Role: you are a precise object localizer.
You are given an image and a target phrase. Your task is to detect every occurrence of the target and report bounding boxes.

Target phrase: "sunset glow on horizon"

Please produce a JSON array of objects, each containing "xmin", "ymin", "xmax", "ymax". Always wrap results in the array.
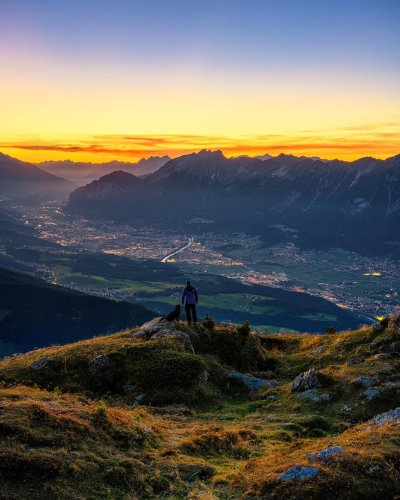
[{"xmin": 1, "ymin": 0, "xmax": 399, "ymax": 164}]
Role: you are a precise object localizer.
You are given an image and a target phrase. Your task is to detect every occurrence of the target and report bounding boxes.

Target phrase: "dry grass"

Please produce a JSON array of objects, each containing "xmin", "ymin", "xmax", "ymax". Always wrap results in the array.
[{"xmin": 0, "ymin": 323, "xmax": 399, "ymax": 498}]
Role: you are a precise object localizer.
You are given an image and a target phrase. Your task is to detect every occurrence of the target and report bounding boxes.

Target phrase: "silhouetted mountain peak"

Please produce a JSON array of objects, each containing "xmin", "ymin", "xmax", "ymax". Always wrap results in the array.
[
  {"xmin": 98, "ymin": 170, "xmax": 139, "ymax": 183},
  {"xmin": 196, "ymin": 149, "xmax": 225, "ymax": 159}
]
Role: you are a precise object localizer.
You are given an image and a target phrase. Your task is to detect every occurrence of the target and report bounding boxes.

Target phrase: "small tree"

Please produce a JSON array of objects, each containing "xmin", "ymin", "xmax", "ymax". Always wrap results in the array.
[
  {"xmin": 325, "ymin": 326, "xmax": 336, "ymax": 334},
  {"xmin": 237, "ymin": 320, "xmax": 251, "ymax": 337},
  {"xmin": 202, "ymin": 314, "xmax": 216, "ymax": 331}
]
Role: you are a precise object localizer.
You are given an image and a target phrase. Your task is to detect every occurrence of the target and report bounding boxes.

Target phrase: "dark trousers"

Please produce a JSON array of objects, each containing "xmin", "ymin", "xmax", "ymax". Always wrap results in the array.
[{"xmin": 185, "ymin": 303, "xmax": 197, "ymax": 324}]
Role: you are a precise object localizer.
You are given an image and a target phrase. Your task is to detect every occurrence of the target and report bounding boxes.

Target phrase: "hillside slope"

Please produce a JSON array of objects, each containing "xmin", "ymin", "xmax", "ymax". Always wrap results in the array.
[
  {"xmin": 0, "ymin": 267, "xmax": 154, "ymax": 354},
  {"xmin": 0, "ymin": 152, "xmax": 74, "ymax": 200},
  {"xmin": 0, "ymin": 315, "xmax": 399, "ymax": 498}
]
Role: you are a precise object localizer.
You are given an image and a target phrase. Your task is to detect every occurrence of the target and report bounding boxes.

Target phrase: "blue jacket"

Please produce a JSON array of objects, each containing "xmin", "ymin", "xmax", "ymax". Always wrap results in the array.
[{"xmin": 182, "ymin": 285, "xmax": 198, "ymax": 305}]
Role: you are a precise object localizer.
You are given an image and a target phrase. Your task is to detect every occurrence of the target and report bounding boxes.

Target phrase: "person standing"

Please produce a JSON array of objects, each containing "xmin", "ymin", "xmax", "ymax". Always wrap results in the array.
[{"xmin": 181, "ymin": 280, "xmax": 198, "ymax": 324}]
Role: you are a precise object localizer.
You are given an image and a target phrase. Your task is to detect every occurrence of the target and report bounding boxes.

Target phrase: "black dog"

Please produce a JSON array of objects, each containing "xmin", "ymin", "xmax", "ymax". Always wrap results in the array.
[{"xmin": 165, "ymin": 304, "xmax": 181, "ymax": 322}]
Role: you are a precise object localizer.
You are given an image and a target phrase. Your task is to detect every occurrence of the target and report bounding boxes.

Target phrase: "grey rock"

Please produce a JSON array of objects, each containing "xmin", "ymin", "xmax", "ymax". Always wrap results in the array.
[
  {"xmin": 31, "ymin": 357, "xmax": 50, "ymax": 371},
  {"xmin": 364, "ymin": 388, "xmax": 380, "ymax": 401},
  {"xmin": 132, "ymin": 317, "xmax": 195, "ymax": 353},
  {"xmin": 308, "ymin": 446, "xmax": 344, "ymax": 461},
  {"xmin": 354, "ymin": 376, "xmax": 375, "ymax": 387},
  {"xmin": 88, "ymin": 354, "xmax": 112, "ymax": 376},
  {"xmin": 370, "ymin": 407, "xmax": 400, "ymax": 426},
  {"xmin": 298, "ymin": 389, "xmax": 330, "ymax": 402},
  {"xmin": 87, "ymin": 354, "xmax": 116, "ymax": 387},
  {"xmin": 370, "ymin": 332, "xmax": 400, "ymax": 354},
  {"xmin": 139, "ymin": 317, "xmax": 167, "ymax": 332},
  {"xmin": 291, "ymin": 369, "xmax": 320, "ymax": 392},
  {"xmin": 278, "ymin": 465, "xmax": 320, "ymax": 482},
  {"xmin": 229, "ymin": 371, "xmax": 279, "ymax": 391},
  {"xmin": 152, "ymin": 329, "xmax": 195, "ymax": 353}
]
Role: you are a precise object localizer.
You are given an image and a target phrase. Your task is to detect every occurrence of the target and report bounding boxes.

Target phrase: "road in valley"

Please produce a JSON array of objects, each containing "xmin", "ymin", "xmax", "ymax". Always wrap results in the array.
[{"xmin": 161, "ymin": 237, "xmax": 193, "ymax": 263}]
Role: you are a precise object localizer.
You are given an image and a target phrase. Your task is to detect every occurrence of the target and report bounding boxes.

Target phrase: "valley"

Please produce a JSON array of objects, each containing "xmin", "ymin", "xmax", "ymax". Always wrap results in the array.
[
  {"xmin": 2, "ymin": 201, "xmax": 399, "ymax": 332},
  {"xmin": 22, "ymin": 203, "xmax": 400, "ymax": 319}
]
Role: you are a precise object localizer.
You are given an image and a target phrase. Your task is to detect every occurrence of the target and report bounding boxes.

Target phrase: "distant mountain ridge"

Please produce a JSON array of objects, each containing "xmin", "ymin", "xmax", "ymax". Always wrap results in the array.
[
  {"xmin": 38, "ymin": 156, "xmax": 170, "ymax": 186},
  {"xmin": 0, "ymin": 152, "xmax": 74, "ymax": 200},
  {"xmin": 68, "ymin": 150, "xmax": 400, "ymax": 257}
]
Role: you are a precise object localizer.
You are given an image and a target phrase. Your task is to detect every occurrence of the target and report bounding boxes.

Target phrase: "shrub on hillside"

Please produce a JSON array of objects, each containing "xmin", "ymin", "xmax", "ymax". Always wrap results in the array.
[
  {"xmin": 202, "ymin": 315, "xmax": 216, "ymax": 332},
  {"xmin": 325, "ymin": 326, "xmax": 337, "ymax": 334},
  {"xmin": 237, "ymin": 321, "xmax": 251, "ymax": 337},
  {"xmin": 197, "ymin": 327, "xmax": 275, "ymax": 372}
]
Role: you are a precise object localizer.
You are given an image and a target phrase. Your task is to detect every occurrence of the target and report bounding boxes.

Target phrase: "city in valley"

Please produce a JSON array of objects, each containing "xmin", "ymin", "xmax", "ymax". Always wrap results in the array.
[{"xmin": 4, "ymin": 201, "xmax": 399, "ymax": 322}]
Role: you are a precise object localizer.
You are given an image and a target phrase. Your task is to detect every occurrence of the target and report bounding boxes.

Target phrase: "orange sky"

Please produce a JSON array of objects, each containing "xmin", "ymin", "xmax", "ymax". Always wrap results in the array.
[
  {"xmin": 1, "ymin": 1, "xmax": 399, "ymax": 164},
  {"xmin": 1, "ymin": 126, "xmax": 399, "ymax": 164}
]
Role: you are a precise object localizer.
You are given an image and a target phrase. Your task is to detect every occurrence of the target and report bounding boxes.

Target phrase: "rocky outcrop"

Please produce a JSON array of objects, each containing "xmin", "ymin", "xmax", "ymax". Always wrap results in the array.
[
  {"xmin": 278, "ymin": 465, "xmax": 320, "ymax": 481},
  {"xmin": 307, "ymin": 446, "xmax": 344, "ymax": 461},
  {"xmin": 297, "ymin": 389, "xmax": 330, "ymax": 402},
  {"xmin": 371, "ymin": 314, "xmax": 400, "ymax": 335},
  {"xmin": 369, "ymin": 332, "xmax": 400, "ymax": 358},
  {"xmin": 370, "ymin": 407, "xmax": 400, "ymax": 426},
  {"xmin": 291, "ymin": 369, "xmax": 320, "ymax": 392},
  {"xmin": 31, "ymin": 357, "xmax": 50, "ymax": 371},
  {"xmin": 87, "ymin": 354, "xmax": 117, "ymax": 388},
  {"xmin": 131, "ymin": 317, "xmax": 212, "ymax": 354}
]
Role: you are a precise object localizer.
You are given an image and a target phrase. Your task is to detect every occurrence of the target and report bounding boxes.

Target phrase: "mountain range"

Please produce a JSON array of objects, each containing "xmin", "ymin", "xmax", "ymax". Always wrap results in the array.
[
  {"xmin": 0, "ymin": 152, "xmax": 74, "ymax": 200},
  {"xmin": 37, "ymin": 156, "xmax": 170, "ymax": 185},
  {"xmin": 68, "ymin": 150, "xmax": 400, "ymax": 257}
]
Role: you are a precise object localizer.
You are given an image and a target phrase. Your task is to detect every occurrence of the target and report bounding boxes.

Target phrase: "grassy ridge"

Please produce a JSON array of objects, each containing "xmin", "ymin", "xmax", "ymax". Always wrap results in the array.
[{"xmin": 0, "ymin": 322, "xmax": 399, "ymax": 498}]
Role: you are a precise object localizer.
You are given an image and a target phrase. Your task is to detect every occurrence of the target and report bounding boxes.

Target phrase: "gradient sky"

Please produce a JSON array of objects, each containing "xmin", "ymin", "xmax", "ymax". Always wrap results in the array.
[{"xmin": 1, "ymin": 0, "xmax": 399, "ymax": 162}]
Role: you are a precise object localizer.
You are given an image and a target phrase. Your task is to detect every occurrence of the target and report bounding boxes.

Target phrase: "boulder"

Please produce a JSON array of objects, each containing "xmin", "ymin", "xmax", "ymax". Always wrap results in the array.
[
  {"xmin": 297, "ymin": 389, "xmax": 330, "ymax": 402},
  {"xmin": 354, "ymin": 376, "xmax": 375, "ymax": 387},
  {"xmin": 229, "ymin": 371, "xmax": 279, "ymax": 391},
  {"xmin": 370, "ymin": 407, "xmax": 400, "ymax": 426},
  {"xmin": 307, "ymin": 446, "xmax": 344, "ymax": 461},
  {"xmin": 278, "ymin": 465, "xmax": 320, "ymax": 482},
  {"xmin": 291, "ymin": 369, "xmax": 320, "ymax": 392},
  {"xmin": 152, "ymin": 329, "xmax": 195, "ymax": 353},
  {"xmin": 364, "ymin": 388, "xmax": 380, "ymax": 401},
  {"xmin": 131, "ymin": 317, "xmax": 197, "ymax": 353},
  {"xmin": 87, "ymin": 354, "xmax": 117, "ymax": 388},
  {"xmin": 31, "ymin": 357, "xmax": 50, "ymax": 371}
]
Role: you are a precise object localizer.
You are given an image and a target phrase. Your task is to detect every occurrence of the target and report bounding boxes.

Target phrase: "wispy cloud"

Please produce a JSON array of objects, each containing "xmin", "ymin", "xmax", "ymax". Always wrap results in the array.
[{"xmin": 1, "ymin": 127, "xmax": 399, "ymax": 162}]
